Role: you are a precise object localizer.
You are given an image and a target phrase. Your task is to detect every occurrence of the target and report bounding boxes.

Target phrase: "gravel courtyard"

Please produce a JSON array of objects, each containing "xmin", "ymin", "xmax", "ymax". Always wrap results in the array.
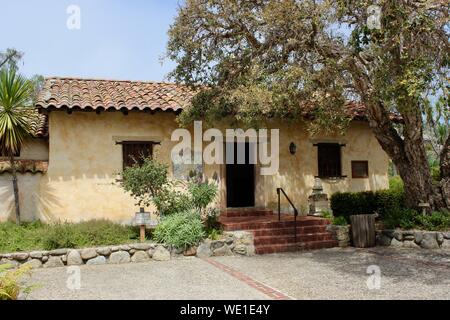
[{"xmin": 26, "ymin": 247, "xmax": 450, "ymax": 300}]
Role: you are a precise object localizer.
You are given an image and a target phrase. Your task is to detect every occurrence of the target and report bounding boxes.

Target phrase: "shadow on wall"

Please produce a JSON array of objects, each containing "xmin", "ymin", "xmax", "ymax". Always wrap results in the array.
[
  {"xmin": 35, "ymin": 178, "xmax": 62, "ymax": 222},
  {"xmin": 0, "ymin": 178, "xmax": 14, "ymax": 221},
  {"xmin": 0, "ymin": 173, "xmax": 62, "ymax": 223}
]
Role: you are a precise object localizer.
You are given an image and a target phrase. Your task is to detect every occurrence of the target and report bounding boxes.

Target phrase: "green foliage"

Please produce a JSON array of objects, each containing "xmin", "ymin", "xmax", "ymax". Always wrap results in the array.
[
  {"xmin": 167, "ymin": 0, "xmax": 450, "ymax": 212},
  {"xmin": 121, "ymin": 158, "xmax": 218, "ymax": 216},
  {"xmin": 389, "ymin": 176, "xmax": 404, "ymax": 194},
  {"xmin": 0, "ymin": 264, "xmax": 35, "ymax": 300},
  {"xmin": 121, "ymin": 158, "xmax": 169, "ymax": 207},
  {"xmin": 331, "ymin": 187, "xmax": 449, "ymax": 231},
  {"xmin": 0, "ymin": 221, "xmax": 47, "ymax": 253},
  {"xmin": 153, "ymin": 210, "xmax": 206, "ymax": 249},
  {"xmin": 321, "ymin": 210, "xmax": 333, "ymax": 220},
  {"xmin": 415, "ymin": 211, "xmax": 450, "ymax": 232},
  {"xmin": 41, "ymin": 220, "xmax": 139, "ymax": 250},
  {"xmin": 204, "ymin": 207, "xmax": 222, "ymax": 235},
  {"xmin": 207, "ymin": 228, "xmax": 222, "ymax": 241},
  {"xmin": 332, "ymin": 216, "xmax": 348, "ymax": 226},
  {"xmin": 189, "ymin": 181, "xmax": 218, "ymax": 211},
  {"xmin": 382, "ymin": 209, "xmax": 450, "ymax": 231},
  {"xmin": 382, "ymin": 208, "xmax": 418, "ymax": 230},
  {"xmin": 331, "ymin": 189, "xmax": 405, "ymax": 223},
  {"xmin": 0, "ymin": 68, "xmax": 34, "ymax": 156},
  {"xmin": 153, "ymin": 189, "xmax": 193, "ymax": 216},
  {"xmin": 332, "ymin": 216, "xmax": 347, "ymax": 226},
  {"xmin": 0, "ymin": 220, "xmax": 138, "ymax": 253}
]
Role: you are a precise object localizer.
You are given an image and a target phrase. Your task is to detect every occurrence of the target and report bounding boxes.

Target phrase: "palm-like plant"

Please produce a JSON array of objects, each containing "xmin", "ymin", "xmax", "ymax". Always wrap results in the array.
[{"xmin": 0, "ymin": 68, "xmax": 34, "ymax": 224}]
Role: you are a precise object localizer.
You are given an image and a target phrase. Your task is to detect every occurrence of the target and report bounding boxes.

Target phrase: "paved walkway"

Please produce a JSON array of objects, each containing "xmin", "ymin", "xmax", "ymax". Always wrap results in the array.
[{"xmin": 26, "ymin": 247, "xmax": 450, "ymax": 300}]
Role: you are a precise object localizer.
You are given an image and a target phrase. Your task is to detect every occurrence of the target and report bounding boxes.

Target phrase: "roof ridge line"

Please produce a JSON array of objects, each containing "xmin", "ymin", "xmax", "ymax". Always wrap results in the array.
[{"xmin": 44, "ymin": 76, "xmax": 183, "ymax": 86}]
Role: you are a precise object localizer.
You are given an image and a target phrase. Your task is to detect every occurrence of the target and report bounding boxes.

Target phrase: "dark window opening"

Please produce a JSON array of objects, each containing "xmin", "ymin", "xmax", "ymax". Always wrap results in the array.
[
  {"xmin": 352, "ymin": 161, "xmax": 369, "ymax": 178},
  {"xmin": 317, "ymin": 143, "xmax": 342, "ymax": 178},
  {"xmin": 122, "ymin": 142, "xmax": 154, "ymax": 169}
]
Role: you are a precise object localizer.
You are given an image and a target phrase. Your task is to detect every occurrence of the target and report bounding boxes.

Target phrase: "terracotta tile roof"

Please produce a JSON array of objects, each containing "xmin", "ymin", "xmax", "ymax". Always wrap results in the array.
[
  {"xmin": 0, "ymin": 160, "xmax": 48, "ymax": 174},
  {"xmin": 345, "ymin": 102, "xmax": 403, "ymax": 122},
  {"xmin": 36, "ymin": 77, "xmax": 196, "ymax": 112},
  {"xmin": 34, "ymin": 77, "xmax": 401, "ymax": 124},
  {"xmin": 31, "ymin": 113, "xmax": 48, "ymax": 138}
]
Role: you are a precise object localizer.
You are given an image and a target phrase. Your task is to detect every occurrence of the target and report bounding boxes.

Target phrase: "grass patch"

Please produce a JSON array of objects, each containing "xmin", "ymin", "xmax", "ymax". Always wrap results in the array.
[{"xmin": 0, "ymin": 220, "xmax": 139, "ymax": 253}]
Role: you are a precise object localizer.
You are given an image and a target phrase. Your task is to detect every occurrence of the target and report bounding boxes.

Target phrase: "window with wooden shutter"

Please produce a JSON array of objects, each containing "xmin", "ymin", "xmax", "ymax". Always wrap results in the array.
[
  {"xmin": 317, "ymin": 143, "xmax": 342, "ymax": 178},
  {"xmin": 122, "ymin": 141, "xmax": 153, "ymax": 169},
  {"xmin": 352, "ymin": 161, "xmax": 369, "ymax": 178}
]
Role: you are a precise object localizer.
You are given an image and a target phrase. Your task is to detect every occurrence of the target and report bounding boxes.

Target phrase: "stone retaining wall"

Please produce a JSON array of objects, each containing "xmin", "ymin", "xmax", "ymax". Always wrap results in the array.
[
  {"xmin": 326, "ymin": 225, "xmax": 351, "ymax": 247},
  {"xmin": 0, "ymin": 231, "xmax": 255, "ymax": 269},
  {"xmin": 376, "ymin": 230, "xmax": 450, "ymax": 249}
]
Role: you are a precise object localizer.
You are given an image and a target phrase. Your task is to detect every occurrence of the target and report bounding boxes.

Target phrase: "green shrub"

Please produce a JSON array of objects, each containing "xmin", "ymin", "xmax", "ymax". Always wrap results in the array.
[
  {"xmin": 389, "ymin": 176, "xmax": 404, "ymax": 194},
  {"xmin": 153, "ymin": 211, "xmax": 206, "ymax": 249},
  {"xmin": 332, "ymin": 216, "xmax": 348, "ymax": 226},
  {"xmin": 330, "ymin": 191, "xmax": 378, "ymax": 221},
  {"xmin": 153, "ymin": 189, "xmax": 193, "ymax": 216},
  {"xmin": 331, "ymin": 189, "xmax": 405, "ymax": 223},
  {"xmin": 375, "ymin": 189, "xmax": 405, "ymax": 217},
  {"xmin": 121, "ymin": 158, "xmax": 218, "ymax": 217},
  {"xmin": 189, "ymin": 182, "xmax": 218, "ymax": 211},
  {"xmin": 415, "ymin": 210, "xmax": 450, "ymax": 231},
  {"xmin": 382, "ymin": 208, "xmax": 417, "ymax": 230},
  {"xmin": 121, "ymin": 158, "xmax": 169, "ymax": 207}
]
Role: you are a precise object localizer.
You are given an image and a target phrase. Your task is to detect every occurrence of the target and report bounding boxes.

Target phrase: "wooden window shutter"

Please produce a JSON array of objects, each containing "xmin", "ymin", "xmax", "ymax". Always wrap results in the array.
[
  {"xmin": 122, "ymin": 142, "xmax": 154, "ymax": 169},
  {"xmin": 317, "ymin": 143, "xmax": 342, "ymax": 178}
]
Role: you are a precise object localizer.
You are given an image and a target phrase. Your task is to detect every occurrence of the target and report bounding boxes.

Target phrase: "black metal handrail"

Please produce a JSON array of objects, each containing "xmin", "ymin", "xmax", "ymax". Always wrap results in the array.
[{"xmin": 277, "ymin": 188, "xmax": 299, "ymax": 243}]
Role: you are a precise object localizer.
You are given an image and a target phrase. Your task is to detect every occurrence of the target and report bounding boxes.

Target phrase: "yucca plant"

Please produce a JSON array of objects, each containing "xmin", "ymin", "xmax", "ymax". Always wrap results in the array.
[{"xmin": 0, "ymin": 68, "xmax": 34, "ymax": 224}]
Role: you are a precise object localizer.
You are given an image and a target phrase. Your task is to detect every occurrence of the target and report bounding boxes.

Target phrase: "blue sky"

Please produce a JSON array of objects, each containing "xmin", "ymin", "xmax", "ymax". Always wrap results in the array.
[{"xmin": 1, "ymin": 0, "xmax": 181, "ymax": 81}]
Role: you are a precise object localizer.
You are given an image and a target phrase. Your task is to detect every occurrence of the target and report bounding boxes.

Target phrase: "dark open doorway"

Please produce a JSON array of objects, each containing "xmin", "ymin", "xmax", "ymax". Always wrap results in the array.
[{"xmin": 226, "ymin": 142, "xmax": 255, "ymax": 208}]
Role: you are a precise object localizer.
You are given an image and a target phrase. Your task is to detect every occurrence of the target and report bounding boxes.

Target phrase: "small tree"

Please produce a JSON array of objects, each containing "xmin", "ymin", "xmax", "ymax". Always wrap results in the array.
[
  {"xmin": 121, "ymin": 158, "xmax": 218, "ymax": 217},
  {"xmin": 0, "ymin": 68, "xmax": 34, "ymax": 224},
  {"xmin": 121, "ymin": 157, "xmax": 170, "ymax": 208}
]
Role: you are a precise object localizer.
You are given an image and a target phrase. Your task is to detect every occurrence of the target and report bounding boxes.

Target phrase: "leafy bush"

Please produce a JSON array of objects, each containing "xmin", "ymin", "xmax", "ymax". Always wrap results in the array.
[
  {"xmin": 121, "ymin": 158, "xmax": 169, "ymax": 207},
  {"xmin": 121, "ymin": 158, "xmax": 218, "ymax": 217},
  {"xmin": 331, "ymin": 188, "xmax": 405, "ymax": 223},
  {"xmin": 332, "ymin": 216, "xmax": 348, "ymax": 226},
  {"xmin": 153, "ymin": 189, "xmax": 193, "ymax": 216},
  {"xmin": 0, "ymin": 264, "xmax": 35, "ymax": 300},
  {"xmin": 153, "ymin": 211, "xmax": 206, "ymax": 249},
  {"xmin": 189, "ymin": 182, "xmax": 218, "ymax": 211},
  {"xmin": 382, "ymin": 208, "xmax": 418, "ymax": 230},
  {"xmin": 415, "ymin": 210, "xmax": 450, "ymax": 231},
  {"xmin": 382, "ymin": 209, "xmax": 450, "ymax": 231}
]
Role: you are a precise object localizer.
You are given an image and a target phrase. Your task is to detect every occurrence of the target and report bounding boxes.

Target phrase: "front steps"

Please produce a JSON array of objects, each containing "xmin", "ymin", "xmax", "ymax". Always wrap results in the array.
[{"xmin": 220, "ymin": 209, "xmax": 338, "ymax": 254}]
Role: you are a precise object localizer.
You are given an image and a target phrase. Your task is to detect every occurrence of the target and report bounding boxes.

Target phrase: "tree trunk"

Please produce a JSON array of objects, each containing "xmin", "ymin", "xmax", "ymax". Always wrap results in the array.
[
  {"xmin": 439, "ymin": 134, "xmax": 450, "ymax": 209},
  {"xmin": 364, "ymin": 99, "xmax": 447, "ymax": 211},
  {"xmin": 10, "ymin": 154, "xmax": 21, "ymax": 225}
]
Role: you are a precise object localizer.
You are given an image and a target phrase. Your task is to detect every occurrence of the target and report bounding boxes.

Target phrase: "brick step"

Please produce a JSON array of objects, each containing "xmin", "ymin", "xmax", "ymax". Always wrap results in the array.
[
  {"xmin": 254, "ymin": 233, "xmax": 333, "ymax": 246},
  {"xmin": 221, "ymin": 209, "xmax": 274, "ymax": 218},
  {"xmin": 252, "ymin": 225, "xmax": 328, "ymax": 237},
  {"xmin": 255, "ymin": 240, "xmax": 338, "ymax": 255},
  {"xmin": 222, "ymin": 219, "xmax": 330, "ymax": 232}
]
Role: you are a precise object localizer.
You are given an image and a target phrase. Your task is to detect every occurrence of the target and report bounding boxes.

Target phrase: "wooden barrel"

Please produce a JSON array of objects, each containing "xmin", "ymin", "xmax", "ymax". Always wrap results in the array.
[{"xmin": 350, "ymin": 214, "xmax": 376, "ymax": 248}]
